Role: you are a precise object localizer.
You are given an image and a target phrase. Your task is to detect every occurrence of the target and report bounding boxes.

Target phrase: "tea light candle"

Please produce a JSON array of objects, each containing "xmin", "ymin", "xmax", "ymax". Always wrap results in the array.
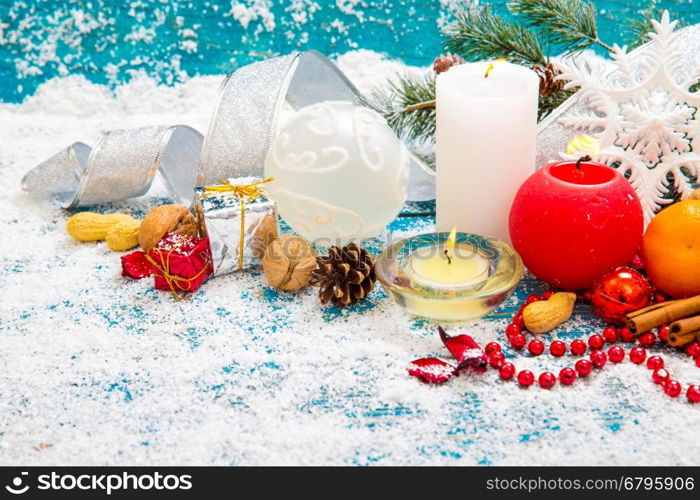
[
  {"xmin": 409, "ymin": 229, "xmax": 489, "ymax": 288},
  {"xmin": 436, "ymin": 61, "xmax": 539, "ymax": 243}
]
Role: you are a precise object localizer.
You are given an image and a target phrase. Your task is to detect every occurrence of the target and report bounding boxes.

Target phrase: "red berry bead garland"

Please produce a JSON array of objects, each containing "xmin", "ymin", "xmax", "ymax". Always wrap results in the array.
[
  {"xmin": 603, "ymin": 327, "xmax": 618, "ymax": 344},
  {"xmin": 499, "ymin": 363, "xmax": 515, "ymax": 380},
  {"xmin": 485, "ymin": 342, "xmax": 501, "ymax": 355},
  {"xmin": 608, "ymin": 345, "xmax": 625, "ymax": 363},
  {"xmin": 528, "ymin": 339, "xmax": 545, "ymax": 356},
  {"xmin": 639, "ymin": 332, "xmax": 656, "ymax": 348},
  {"xmin": 483, "ymin": 292, "xmax": 700, "ymax": 402},
  {"xmin": 687, "ymin": 385, "xmax": 700, "ymax": 403},
  {"xmin": 619, "ymin": 327, "xmax": 635, "ymax": 343},
  {"xmin": 646, "ymin": 355, "xmax": 664, "ymax": 371},
  {"xmin": 518, "ymin": 370, "xmax": 535, "ymax": 387},
  {"xmin": 570, "ymin": 339, "xmax": 586, "ymax": 356},
  {"xmin": 588, "ymin": 334, "xmax": 605, "ymax": 350},
  {"xmin": 550, "ymin": 340, "xmax": 567, "ymax": 357},
  {"xmin": 652, "ymin": 369, "xmax": 670, "ymax": 385},
  {"xmin": 510, "ymin": 333, "xmax": 527, "ymax": 350},
  {"xmin": 559, "ymin": 367, "xmax": 576, "ymax": 385},
  {"xmin": 505, "ymin": 324, "xmax": 522, "ymax": 339},
  {"xmin": 664, "ymin": 380, "xmax": 682, "ymax": 398},
  {"xmin": 630, "ymin": 346, "xmax": 647, "ymax": 364},
  {"xmin": 590, "ymin": 350, "xmax": 607, "ymax": 368},
  {"xmin": 539, "ymin": 372, "xmax": 556, "ymax": 389},
  {"xmin": 575, "ymin": 359, "xmax": 593, "ymax": 377},
  {"xmin": 489, "ymin": 351, "xmax": 505, "ymax": 368}
]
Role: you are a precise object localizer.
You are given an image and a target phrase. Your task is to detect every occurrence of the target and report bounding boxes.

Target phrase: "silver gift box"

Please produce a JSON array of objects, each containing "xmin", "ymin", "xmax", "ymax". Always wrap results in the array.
[{"xmin": 194, "ymin": 181, "xmax": 279, "ymax": 276}]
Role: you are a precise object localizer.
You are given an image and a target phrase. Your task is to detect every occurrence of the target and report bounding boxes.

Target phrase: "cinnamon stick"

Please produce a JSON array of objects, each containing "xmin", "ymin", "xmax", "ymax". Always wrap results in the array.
[
  {"xmin": 625, "ymin": 294, "xmax": 700, "ymax": 335},
  {"xmin": 668, "ymin": 329, "xmax": 699, "ymax": 347},
  {"xmin": 670, "ymin": 315, "xmax": 700, "ymax": 336}
]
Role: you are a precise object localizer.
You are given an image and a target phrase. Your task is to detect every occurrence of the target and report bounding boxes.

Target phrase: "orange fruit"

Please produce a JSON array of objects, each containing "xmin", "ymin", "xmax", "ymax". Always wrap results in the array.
[{"xmin": 641, "ymin": 199, "xmax": 700, "ymax": 298}]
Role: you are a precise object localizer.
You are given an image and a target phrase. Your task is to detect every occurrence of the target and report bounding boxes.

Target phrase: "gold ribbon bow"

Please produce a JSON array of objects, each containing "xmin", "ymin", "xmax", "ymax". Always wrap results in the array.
[{"xmin": 201, "ymin": 177, "xmax": 274, "ymax": 270}]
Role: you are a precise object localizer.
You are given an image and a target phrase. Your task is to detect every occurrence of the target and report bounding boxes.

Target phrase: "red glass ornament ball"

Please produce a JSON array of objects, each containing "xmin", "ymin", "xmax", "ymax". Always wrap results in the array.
[
  {"xmin": 575, "ymin": 359, "xmax": 593, "ymax": 377},
  {"xmin": 646, "ymin": 355, "xmax": 664, "ymax": 371},
  {"xmin": 528, "ymin": 339, "xmax": 545, "ymax": 356},
  {"xmin": 619, "ymin": 327, "xmax": 635, "ymax": 343},
  {"xmin": 485, "ymin": 342, "xmax": 501, "ymax": 355},
  {"xmin": 517, "ymin": 370, "xmax": 535, "ymax": 387},
  {"xmin": 686, "ymin": 342, "xmax": 700, "ymax": 358},
  {"xmin": 489, "ymin": 351, "xmax": 505, "ymax": 368},
  {"xmin": 687, "ymin": 385, "xmax": 700, "ymax": 403},
  {"xmin": 590, "ymin": 350, "xmax": 607, "ymax": 368},
  {"xmin": 603, "ymin": 327, "xmax": 619, "ymax": 344},
  {"xmin": 639, "ymin": 332, "xmax": 656, "ymax": 348},
  {"xmin": 630, "ymin": 347, "xmax": 647, "ymax": 364},
  {"xmin": 542, "ymin": 290, "xmax": 555, "ymax": 299},
  {"xmin": 539, "ymin": 371, "xmax": 557, "ymax": 389},
  {"xmin": 559, "ymin": 367, "xmax": 577, "ymax": 386},
  {"xmin": 664, "ymin": 380, "xmax": 682, "ymax": 398},
  {"xmin": 658, "ymin": 325, "xmax": 669, "ymax": 342},
  {"xmin": 499, "ymin": 362, "xmax": 516, "ymax": 380},
  {"xmin": 512, "ymin": 314, "xmax": 524, "ymax": 328},
  {"xmin": 588, "ymin": 334, "xmax": 605, "ymax": 350},
  {"xmin": 509, "ymin": 163, "xmax": 644, "ymax": 290},
  {"xmin": 550, "ymin": 340, "xmax": 567, "ymax": 357},
  {"xmin": 696, "ymin": 356, "xmax": 700, "ymax": 368},
  {"xmin": 570, "ymin": 339, "xmax": 587, "ymax": 356},
  {"xmin": 652, "ymin": 368, "xmax": 670, "ymax": 385},
  {"xmin": 590, "ymin": 267, "xmax": 652, "ymax": 325},
  {"xmin": 510, "ymin": 333, "xmax": 527, "ymax": 350},
  {"xmin": 505, "ymin": 324, "xmax": 522, "ymax": 339},
  {"xmin": 608, "ymin": 345, "xmax": 625, "ymax": 363}
]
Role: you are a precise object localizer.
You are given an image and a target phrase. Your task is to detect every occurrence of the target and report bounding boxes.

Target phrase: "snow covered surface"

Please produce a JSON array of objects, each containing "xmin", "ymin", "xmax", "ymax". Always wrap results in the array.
[{"xmin": 1, "ymin": 51, "xmax": 699, "ymax": 466}]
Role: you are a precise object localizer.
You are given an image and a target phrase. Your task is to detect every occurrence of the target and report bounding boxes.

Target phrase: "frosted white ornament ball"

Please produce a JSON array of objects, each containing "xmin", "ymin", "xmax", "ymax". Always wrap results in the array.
[{"xmin": 265, "ymin": 100, "xmax": 409, "ymax": 246}]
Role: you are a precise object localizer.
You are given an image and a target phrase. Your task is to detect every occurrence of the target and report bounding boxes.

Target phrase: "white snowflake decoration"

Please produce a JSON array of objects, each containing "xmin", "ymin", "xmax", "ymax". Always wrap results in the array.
[{"xmin": 557, "ymin": 11, "xmax": 700, "ymax": 224}]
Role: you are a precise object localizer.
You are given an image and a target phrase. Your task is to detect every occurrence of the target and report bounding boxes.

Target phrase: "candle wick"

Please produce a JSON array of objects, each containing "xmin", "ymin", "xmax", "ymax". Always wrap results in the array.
[
  {"xmin": 576, "ymin": 155, "xmax": 592, "ymax": 171},
  {"xmin": 444, "ymin": 249, "xmax": 452, "ymax": 265}
]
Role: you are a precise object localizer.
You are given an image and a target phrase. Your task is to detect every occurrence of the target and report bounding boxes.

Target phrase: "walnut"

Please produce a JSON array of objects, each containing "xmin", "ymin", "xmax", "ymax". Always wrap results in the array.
[
  {"xmin": 138, "ymin": 204, "xmax": 198, "ymax": 252},
  {"xmin": 249, "ymin": 212, "xmax": 279, "ymax": 259},
  {"xmin": 262, "ymin": 236, "xmax": 316, "ymax": 292},
  {"xmin": 689, "ymin": 188, "xmax": 700, "ymax": 200}
]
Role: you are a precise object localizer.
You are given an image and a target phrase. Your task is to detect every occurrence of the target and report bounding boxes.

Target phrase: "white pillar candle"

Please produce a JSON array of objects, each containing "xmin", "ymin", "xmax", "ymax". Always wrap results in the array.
[{"xmin": 436, "ymin": 61, "xmax": 539, "ymax": 243}]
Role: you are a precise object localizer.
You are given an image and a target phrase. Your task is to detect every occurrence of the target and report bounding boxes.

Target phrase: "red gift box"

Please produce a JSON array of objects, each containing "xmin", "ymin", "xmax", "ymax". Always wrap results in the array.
[{"xmin": 148, "ymin": 233, "xmax": 213, "ymax": 297}]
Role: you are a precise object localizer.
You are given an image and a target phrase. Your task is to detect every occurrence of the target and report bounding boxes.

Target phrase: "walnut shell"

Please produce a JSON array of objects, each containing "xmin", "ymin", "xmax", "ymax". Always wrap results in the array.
[
  {"xmin": 263, "ymin": 236, "xmax": 316, "ymax": 292},
  {"xmin": 138, "ymin": 204, "xmax": 197, "ymax": 252},
  {"xmin": 249, "ymin": 212, "xmax": 279, "ymax": 259}
]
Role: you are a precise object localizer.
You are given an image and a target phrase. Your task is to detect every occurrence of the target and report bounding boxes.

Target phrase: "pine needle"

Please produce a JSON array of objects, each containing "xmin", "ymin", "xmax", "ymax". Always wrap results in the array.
[
  {"xmin": 443, "ymin": 4, "xmax": 545, "ymax": 66},
  {"xmin": 509, "ymin": 0, "xmax": 613, "ymax": 52},
  {"xmin": 363, "ymin": 72, "xmax": 436, "ymax": 143}
]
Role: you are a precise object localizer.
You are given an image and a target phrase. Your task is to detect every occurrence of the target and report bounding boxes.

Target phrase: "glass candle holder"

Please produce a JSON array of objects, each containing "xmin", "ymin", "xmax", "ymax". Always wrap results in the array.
[{"xmin": 375, "ymin": 232, "xmax": 523, "ymax": 322}]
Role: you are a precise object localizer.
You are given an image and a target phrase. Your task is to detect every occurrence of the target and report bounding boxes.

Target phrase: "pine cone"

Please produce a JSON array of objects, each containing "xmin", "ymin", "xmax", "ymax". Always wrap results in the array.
[
  {"xmin": 533, "ymin": 62, "xmax": 565, "ymax": 97},
  {"xmin": 433, "ymin": 53, "xmax": 465, "ymax": 74},
  {"xmin": 310, "ymin": 243, "xmax": 376, "ymax": 307}
]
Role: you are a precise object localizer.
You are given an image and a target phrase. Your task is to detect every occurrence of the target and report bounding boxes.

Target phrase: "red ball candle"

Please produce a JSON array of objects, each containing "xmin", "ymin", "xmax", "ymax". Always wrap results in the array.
[{"xmin": 509, "ymin": 159, "xmax": 643, "ymax": 290}]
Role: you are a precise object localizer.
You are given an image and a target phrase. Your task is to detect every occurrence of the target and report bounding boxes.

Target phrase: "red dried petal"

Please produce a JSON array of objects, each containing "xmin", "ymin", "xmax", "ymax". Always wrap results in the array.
[
  {"xmin": 407, "ymin": 357, "xmax": 456, "ymax": 384},
  {"xmin": 438, "ymin": 326, "xmax": 487, "ymax": 372},
  {"xmin": 121, "ymin": 251, "xmax": 153, "ymax": 279}
]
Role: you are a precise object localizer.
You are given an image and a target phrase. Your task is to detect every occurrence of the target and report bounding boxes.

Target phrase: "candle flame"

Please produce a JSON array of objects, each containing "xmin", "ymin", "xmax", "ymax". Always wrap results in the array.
[
  {"xmin": 484, "ymin": 59, "xmax": 506, "ymax": 78},
  {"xmin": 447, "ymin": 227, "xmax": 457, "ymax": 249},
  {"xmin": 566, "ymin": 135, "xmax": 600, "ymax": 157}
]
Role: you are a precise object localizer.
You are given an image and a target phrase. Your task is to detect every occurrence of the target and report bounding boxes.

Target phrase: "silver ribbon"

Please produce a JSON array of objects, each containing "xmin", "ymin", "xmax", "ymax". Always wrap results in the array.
[{"xmin": 22, "ymin": 51, "xmax": 435, "ymax": 208}]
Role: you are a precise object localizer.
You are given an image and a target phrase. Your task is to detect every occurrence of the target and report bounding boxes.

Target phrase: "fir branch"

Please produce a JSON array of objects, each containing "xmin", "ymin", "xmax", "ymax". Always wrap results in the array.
[
  {"xmin": 509, "ymin": 0, "xmax": 613, "ymax": 53},
  {"xmin": 363, "ymin": 72, "xmax": 436, "ymax": 143},
  {"xmin": 626, "ymin": 3, "xmax": 686, "ymax": 50},
  {"xmin": 443, "ymin": 4, "xmax": 545, "ymax": 66}
]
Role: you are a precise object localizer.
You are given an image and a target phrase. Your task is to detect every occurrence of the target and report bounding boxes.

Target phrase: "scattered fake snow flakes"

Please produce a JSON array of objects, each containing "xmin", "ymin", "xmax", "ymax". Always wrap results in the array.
[{"xmin": 1, "ymin": 52, "xmax": 699, "ymax": 466}]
